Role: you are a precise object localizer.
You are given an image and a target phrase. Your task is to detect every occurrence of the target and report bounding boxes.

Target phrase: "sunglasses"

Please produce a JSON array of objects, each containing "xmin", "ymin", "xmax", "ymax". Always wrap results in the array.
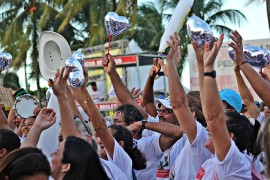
[{"xmin": 156, "ymin": 109, "xmax": 173, "ymax": 115}]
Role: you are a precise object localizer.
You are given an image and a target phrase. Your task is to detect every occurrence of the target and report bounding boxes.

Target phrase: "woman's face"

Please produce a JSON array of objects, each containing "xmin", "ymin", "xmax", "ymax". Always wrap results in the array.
[
  {"xmin": 50, "ymin": 140, "xmax": 65, "ymax": 178},
  {"xmin": 22, "ymin": 118, "xmax": 35, "ymax": 137}
]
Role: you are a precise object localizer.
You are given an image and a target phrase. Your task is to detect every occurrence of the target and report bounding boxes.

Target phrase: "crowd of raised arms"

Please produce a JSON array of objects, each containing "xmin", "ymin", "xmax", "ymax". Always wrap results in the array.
[{"xmin": 1, "ymin": 30, "xmax": 270, "ymax": 180}]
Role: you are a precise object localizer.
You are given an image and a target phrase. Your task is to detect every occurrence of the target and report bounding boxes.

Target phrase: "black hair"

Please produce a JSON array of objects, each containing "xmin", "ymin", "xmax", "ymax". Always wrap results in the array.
[
  {"xmin": 225, "ymin": 112, "xmax": 254, "ymax": 152},
  {"xmin": 110, "ymin": 125, "xmax": 146, "ymax": 170},
  {"xmin": 115, "ymin": 104, "xmax": 144, "ymax": 125},
  {"xmin": 62, "ymin": 136, "xmax": 108, "ymax": 180},
  {"xmin": 187, "ymin": 91, "xmax": 207, "ymax": 127},
  {"xmin": 0, "ymin": 129, "xmax": 20, "ymax": 153},
  {"xmin": 90, "ymin": 82, "xmax": 97, "ymax": 86},
  {"xmin": 0, "ymin": 147, "xmax": 50, "ymax": 180}
]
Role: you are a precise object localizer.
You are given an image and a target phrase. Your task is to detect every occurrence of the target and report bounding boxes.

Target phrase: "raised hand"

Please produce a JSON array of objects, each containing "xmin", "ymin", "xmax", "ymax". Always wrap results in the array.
[
  {"xmin": 130, "ymin": 87, "xmax": 142, "ymax": 102},
  {"xmin": 81, "ymin": 67, "xmax": 89, "ymax": 90},
  {"xmin": 102, "ymin": 54, "xmax": 116, "ymax": 75},
  {"xmin": 159, "ymin": 32, "xmax": 181, "ymax": 76},
  {"xmin": 203, "ymin": 34, "xmax": 224, "ymax": 68},
  {"xmin": 228, "ymin": 30, "xmax": 245, "ymax": 65},
  {"xmin": 166, "ymin": 32, "xmax": 181, "ymax": 62},
  {"xmin": 127, "ymin": 121, "xmax": 142, "ymax": 137},
  {"xmin": 149, "ymin": 58, "xmax": 161, "ymax": 78},
  {"xmin": 34, "ymin": 108, "xmax": 56, "ymax": 130},
  {"xmin": 49, "ymin": 66, "xmax": 72, "ymax": 97}
]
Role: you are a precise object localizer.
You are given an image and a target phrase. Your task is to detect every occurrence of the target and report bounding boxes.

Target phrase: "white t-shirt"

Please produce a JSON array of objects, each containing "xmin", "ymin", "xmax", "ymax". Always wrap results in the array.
[
  {"xmin": 87, "ymin": 87, "xmax": 104, "ymax": 103},
  {"xmin": 171, "ymin": 121, "xmax": 211, "ymax": 180},
  {"xmin": 195, "ymin": 140, "xmax": 251, "ymax": 180},
  {"xmin": 106, "ymin": 139, "xmax": 133, "ymax": 179},
  {"xmin": 257, "ymin": 112, "xmax": 265, "ymax": 125},
  {"xmin": 135, "ymin": 134, "xmax": 164, "ymax": 180},
  {"xmin": 100, "ymin": 158, "xmax": 130, "ymax": 180},
  {"xmin": 156, "ymin": 135, "xmax": 187, "ymax": 180}
]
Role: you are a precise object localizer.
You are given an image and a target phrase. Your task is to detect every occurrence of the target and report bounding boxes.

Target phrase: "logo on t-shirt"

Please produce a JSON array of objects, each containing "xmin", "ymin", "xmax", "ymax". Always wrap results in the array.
[{"xmin": 195, "ymin": 167, "xmax": 205, "ymax": 180}]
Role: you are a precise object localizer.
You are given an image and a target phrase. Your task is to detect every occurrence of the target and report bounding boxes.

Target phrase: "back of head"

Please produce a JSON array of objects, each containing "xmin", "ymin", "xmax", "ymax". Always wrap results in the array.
[
  {"xmin": 0, "ymin": 147, "xmax": 50, "ymax": 180},
  {"xmin": 115, "ymin": 104, "xmax": 144, "ymax": 125},
  {"xmin": 110, "ymin": 125, "xmax": 146, "ymax": 170},
  {"xmin": 0, "ymin": 129, "xmax": 20, "ymax": 154},
  {"xmin": 63, "ymin": 136, "xmax": 108, "ymax": 180},
  {"xmin": 187, "ymin": 91, "xmax": 206, "ymax": 127},
  {"xmin": 225, "ymin": 111, "xmax": 253, "ymax": 152}
]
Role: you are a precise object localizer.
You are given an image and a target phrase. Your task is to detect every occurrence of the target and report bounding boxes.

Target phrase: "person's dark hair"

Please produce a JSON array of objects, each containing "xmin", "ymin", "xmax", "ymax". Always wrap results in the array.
[
  {"xmin": 90, "ymin": 82, "xmax": 97, "ymax": 86},
  {"xmin": 0, "ymin": 147, "xmax": 50, "ymax": 180},
  {"xmin": 0, "ymin": 129, "xmax": 20, "ymax": 153},
  {"xmin": 110, "ymin": 125, "xmax": 146, "ymax": 170},
  {"xmin": 62, "ymin": 136, "xmax": 108, "ymax": 180},
  {"xmin": 187, "ymin": 91, "xmax": 207, "ymax": 127},
  {"xmin": 225, "ymin": 112, "xmax": 254, "ymax": 152},
  {"xmin": 115, "ymin": 104, "xmax": 144, "ymax": 125}
]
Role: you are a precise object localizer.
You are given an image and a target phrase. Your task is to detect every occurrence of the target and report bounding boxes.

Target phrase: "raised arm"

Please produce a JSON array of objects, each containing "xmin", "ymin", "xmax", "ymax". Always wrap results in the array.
[
  {"xmin": 166, "ymin": 32, "xmax": 197, "ymax": 143},
  {"xmin": 103, "ymin": 54, "xmax": 148, "ymax": 119},
  {"xmin": 0, "ymin": 108, "xmax": 11, "ymax": 131},
  {"xmin": 142, "ymin": 58, "xmax": 161, "ymax": 117},
  {"xmin": 234, "ymin": 63, "xmax": 260, "ymax": 119},
  {"xmin": 203, "ymin": 34, "xmax": 231, "ymax": 161},
  {"xmin": 49, "ymin": 67, "xmax": 81, "ymax": 139},
  {"xmin": 128, "ymin": 121, "xmax": 183, "ymax": 152},
  {"xmin": 21, "ymin": 108, "xmax": 56, "ymax": 148},
  {"xmin": 78, "ymin": 68, "xmax": 116, "ymax": 159},
  {"xmin": 229, "ymin": 30, "xmax": 270, "ymax": 108}
]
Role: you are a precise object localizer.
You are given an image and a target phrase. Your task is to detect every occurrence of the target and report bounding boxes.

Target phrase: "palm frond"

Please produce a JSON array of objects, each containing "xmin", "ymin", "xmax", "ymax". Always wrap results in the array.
[{"xmin": 206, "ymin": 9, "xmax": 247, "ymax": 27}]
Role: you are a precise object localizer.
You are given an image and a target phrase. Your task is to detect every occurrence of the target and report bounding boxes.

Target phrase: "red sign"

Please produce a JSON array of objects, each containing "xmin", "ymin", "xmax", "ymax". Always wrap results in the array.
[
  {"xmin": 85, "ymin": 55, "xmax": 137, "ymax": 68},
  {"xmin": 96, "ymin": 101, "xmax": 118, "ymax": 111}
]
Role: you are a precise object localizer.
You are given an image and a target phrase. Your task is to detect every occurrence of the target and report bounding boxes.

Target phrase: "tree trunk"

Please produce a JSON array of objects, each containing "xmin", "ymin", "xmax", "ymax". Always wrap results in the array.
[
  {"xmin": 266, "ymin": 0, "xmax": 270, "ymax": 30},
  {"xmin": 112, "ymin": 0, "xmax": 117, "ymax": 11},
  {"xmin": 32, "ymin": 18, "xmax": 42, "ymax": 106},
  {"xmin": 24, "ymin": 60, "xmax": 29, "ymax": 92}
]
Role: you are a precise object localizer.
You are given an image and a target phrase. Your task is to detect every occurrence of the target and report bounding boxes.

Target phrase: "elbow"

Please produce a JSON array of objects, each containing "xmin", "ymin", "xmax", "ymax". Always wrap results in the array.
[{"xmin": 175, "ymin": 129, "xmax": 183, "ymax": 138}]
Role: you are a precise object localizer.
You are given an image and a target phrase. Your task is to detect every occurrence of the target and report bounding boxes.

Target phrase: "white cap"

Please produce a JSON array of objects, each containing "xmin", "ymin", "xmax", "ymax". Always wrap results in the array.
[{"xmin": 155, "ymin": 97, "xmax": 172, "ymax": 109}]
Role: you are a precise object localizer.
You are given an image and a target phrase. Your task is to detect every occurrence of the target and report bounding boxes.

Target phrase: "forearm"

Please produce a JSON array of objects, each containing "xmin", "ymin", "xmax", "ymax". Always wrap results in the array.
[
  {"xmin": 235, "ymin": 71, "xmax": 254, "ymax": 104},
  {"xmin": 7, "ymin": 108, "xmax": 16, "ymax": 130},
  {"xmin": 235, "ymin": 70, "xmax": 260, "ymax": 118},
  {"xmin": 66, "ymin": 88, "xmax": 81, "ymax": 118},
  {"xmin": 142, "ymin": 76, "xmax": 157, "ymax": 117},
  {"xmin": 145, "ymin": 122, "xmax": 182, "ymax": 138},
  {"xmin": 57, "ymin": 96, "xmax": 80, "ymax": 138},
  {"xmin": 21, "ymin": 126, "xmax": 42, "ymax": 148},
  {"xmin": 81, "ymin": 87, "xmax": 115, "ymax": 157},
  {"xmin": 167, "ymin": 60, "xmax": 196, "ymax": 142},
  {"xmin": 72, "ymin": 89, "xmax": 91, "ymax": 119},
  {"xmin": 197, "ymin": 61, "xmax": 205, "ymax": 113},
  {"xmin": 0, "ymin": 108, "xmax": 11, "ymax": 130},
  {"xmin": 241, "ymin": 63, "xmax": 270, "ymax": 107},
  {"xmin": 108, "ymin": 70, "xmax": 148, "ymax": 119},
  {"xmin": 204, "ymin": 66, "xmax": 230, "ymax": 161},
  {"xmin": 81, "ymin": 88, "xmax": 108, "ymax": 132}
]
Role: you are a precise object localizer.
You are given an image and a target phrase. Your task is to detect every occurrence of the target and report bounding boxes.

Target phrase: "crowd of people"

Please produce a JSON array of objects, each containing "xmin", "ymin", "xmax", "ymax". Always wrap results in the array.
[{"xmin": 0, "ymin": 30, "xmax": 270, "ymax": 180}]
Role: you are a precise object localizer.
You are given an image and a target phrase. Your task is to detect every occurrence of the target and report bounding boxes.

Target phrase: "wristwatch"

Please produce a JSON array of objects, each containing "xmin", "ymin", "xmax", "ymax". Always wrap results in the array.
[
  {"xmin": 141, "ymin": 120, "xmax": 147, "ymax": 129},
  {"xmin": 204, "ymin": 70, "xmax": 216, "ymax": 78}
]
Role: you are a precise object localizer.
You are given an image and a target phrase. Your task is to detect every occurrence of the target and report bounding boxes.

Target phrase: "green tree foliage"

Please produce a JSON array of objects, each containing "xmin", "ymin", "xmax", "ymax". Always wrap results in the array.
[{"xmin": 3, "ymin": 72, "xmax": 20, "ymax": 90}]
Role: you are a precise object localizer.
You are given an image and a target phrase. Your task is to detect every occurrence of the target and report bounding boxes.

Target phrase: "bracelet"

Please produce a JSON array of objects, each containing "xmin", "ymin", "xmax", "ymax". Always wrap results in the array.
[{"xmin": 237, "ymin": 61, "xmax": 248, "ymax": 68}]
